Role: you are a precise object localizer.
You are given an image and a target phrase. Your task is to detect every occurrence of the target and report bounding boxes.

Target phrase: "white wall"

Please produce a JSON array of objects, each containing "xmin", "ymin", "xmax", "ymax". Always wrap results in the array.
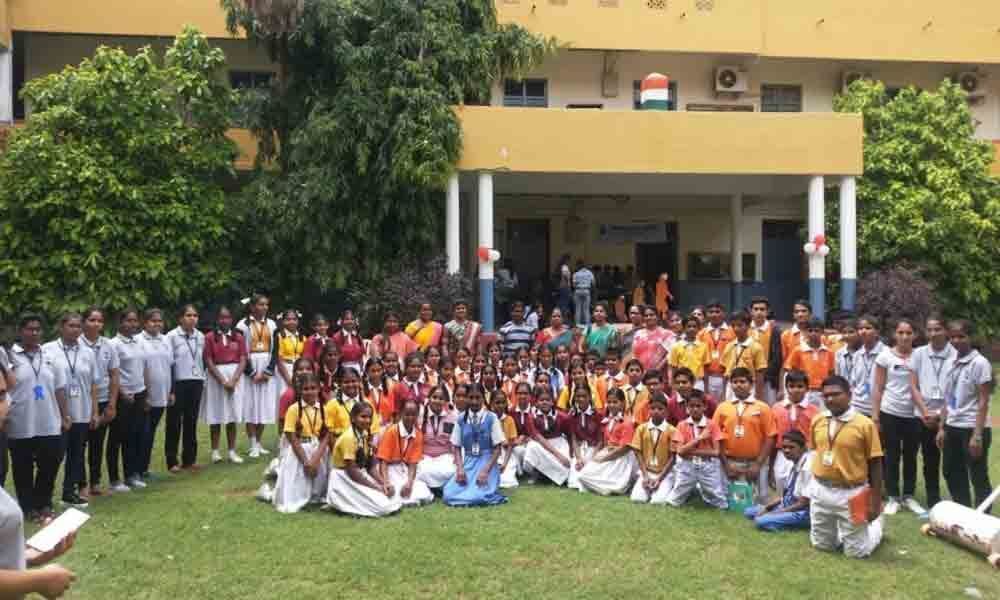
[{"xmin": 494, "ymin": 50, "xmax": 1000, "ymax": 140}]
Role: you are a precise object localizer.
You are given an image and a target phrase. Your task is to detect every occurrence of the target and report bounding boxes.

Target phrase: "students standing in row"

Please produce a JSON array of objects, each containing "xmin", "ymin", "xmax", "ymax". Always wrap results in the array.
[
  {"xmin": 139, "ymin": 309, "xmax": 173, "ymax": 481},
  {"xmin": 108, "ymin": 308, "xmax": 148, "ymax": 492},
  {"xmin": 80, "ymin": 307, "xmax": 120, "ymax": 498}
]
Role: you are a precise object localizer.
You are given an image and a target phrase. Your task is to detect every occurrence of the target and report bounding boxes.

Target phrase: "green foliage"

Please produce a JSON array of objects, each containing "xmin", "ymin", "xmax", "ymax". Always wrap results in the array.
[
  {"xmin": 832, "ymin": 79, "xmax": 1000, "ymax": 334},
  {"xmin": 222, "ymin": 0, "xmax": 554, "ymax": 295},
  {"xmin": 0, "ymin": 29, "xmax": 237, "ymax": 321}
]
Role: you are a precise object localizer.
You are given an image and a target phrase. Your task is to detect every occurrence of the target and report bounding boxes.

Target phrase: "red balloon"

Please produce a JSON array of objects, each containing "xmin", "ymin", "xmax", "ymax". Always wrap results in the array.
[
  {"xmin": 477, "ymin": 246, "xmax": 490, "ymax": 261},
  {"xmin": 814, "ymin": 234, "xmax": 826, "ymax": 247}
]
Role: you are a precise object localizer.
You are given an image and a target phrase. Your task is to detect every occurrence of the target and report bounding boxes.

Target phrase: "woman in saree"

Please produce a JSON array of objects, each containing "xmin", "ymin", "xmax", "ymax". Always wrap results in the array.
[
  {"xmin": 442, "ymin": 300, "xmax": 481, "ymax": 358},
  {"xmin": 537, "ymin": 307, "xmax": 573, "ymax": 354},
  {"xmin": 581, "ymin": 302, "xmax": 619, "ymax": 359},
  {"xmin": 405, "ymin": 302, "xmax": 443, "ymax": 352},
  {"xmin": 631, "ymin": 305, "xmax": 675, "ymax": 371}
]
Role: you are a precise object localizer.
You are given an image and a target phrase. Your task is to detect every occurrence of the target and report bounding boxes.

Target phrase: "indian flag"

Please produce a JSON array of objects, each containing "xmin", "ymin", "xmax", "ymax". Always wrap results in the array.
[{"xmin": 640, "ymin": 73, "xmax": 670, "ymax": 110}]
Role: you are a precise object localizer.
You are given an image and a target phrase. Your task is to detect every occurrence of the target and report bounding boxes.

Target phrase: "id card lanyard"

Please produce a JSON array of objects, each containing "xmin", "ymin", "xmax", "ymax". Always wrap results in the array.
[
  {"xmin": 649, "ymin": 424, "xmax": 667, "ymax": 467},
  {"xmin": 60, "ymin": 341, "xmax": 81, "ymax": 398},
  {"xmin": 733, "ymin": 400, "xmax": 749, "ymax": 438},
  {"xmin": 26, "ymin": 351, "xmax": 45, "ymax": 401},
  {"xmin": 928, "ymin": 352, "xmax": 947, "ymax": 400},
  {"xmin": 859, "ymin": 350, "xmax": 877, "ymax": 395},
  {"xmin": 823, "ymin": 417, "xmax": 846, "ymax": 466},
  {"xmin": 184, "ymin": 333, "xmax": 201, "ymax": 376}
]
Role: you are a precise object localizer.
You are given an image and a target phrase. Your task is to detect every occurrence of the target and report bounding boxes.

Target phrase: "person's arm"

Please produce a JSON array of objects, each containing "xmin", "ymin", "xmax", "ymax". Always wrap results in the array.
[
  {"xmin": 205, "ymin": 343, "xmax": 224, "ymax": 386},
  {"xmin": 867, "ymin": 457, "xmax": 883, "ymax": 522},
  {"xmin": 871, "ymin": 364, "xmax": 887, "ymax": 429},
  {"xmin": 909, "ymin": 368, "xmax": 930, "ymax": 422},
  {"xmin": 287, "ymin": 430, "xmax": 312, "ymax": 474},
  {"xmin": 403, "ymin": 461, "xmax": 418, "ymax": 497},
  {"xmin": 105, "ymin": 367, "xmax": 120, "ymax": 422},
  {"xmin": 231, "ymin": 353, "xmax": 247, "ymax": 389},
  {"xmin": 478, "ymin": 444, "xmax": 502, "ymax": 487},
  {"xmin": 692, "ymin": 431, "xmax": 721, "ymax": 458},
  {"xmin": 55, "ymin": 387, "xmax": 71, "ymax": 432},
  {"xmin": 309, "ymin": 432, "xmax": 330, "ymax": 472},
  {"xmin": 89, "ymin": 382, "xmax": 99, "ymax": 430},
  {"xmin": 970, "ymin": 380, "xmax": 991, "ymax": 459},
  {"xmin": 533, "ymin": 432, "xmax": 570, "ymax": 465},
  {"xmin": 345, "ymin": 460, "xmax": 381, "ymax": 491},
  {"xmin": 452, "ymin": 445, "xmax": 466, "ymax": 485},
  {"xmin": 935, "ymin": 403, "xmax": 949, "ymax": 449},
  {"xmin": 750, "ymin": 436, "xmax": 775, "ymax": 479},
  {"xmin": 377, "ymin": 458, "xmax": 393, "ymax": 497},
  {"xmin": 0, "ymin": 565, "xmax": 76, "ymax": 599},
  {"xmin": 655, "ymin": 451, "xmax": 675, "ymax": 487},
  {"xmin": 598, "ymin": 444, "xmax": 631, "ymax": 462},
  {"xmin": 772, "ymin": 496, "xmax": 809, "ymax": 514}
]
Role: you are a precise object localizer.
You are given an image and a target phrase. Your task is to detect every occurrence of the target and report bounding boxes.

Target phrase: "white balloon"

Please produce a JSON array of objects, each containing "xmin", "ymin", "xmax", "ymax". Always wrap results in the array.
[
  {"xmin": 819, "ymin": 245, "xmax": 831, "ymax": 257},
  {"xmin": 803, "ymin": 243, "xmax": 817, "ymax": 254}
]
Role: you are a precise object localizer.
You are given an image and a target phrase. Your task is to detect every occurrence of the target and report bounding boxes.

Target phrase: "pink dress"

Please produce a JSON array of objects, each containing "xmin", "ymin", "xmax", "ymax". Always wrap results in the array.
[
  {"xmin": 369, "ymin": 331, "xmax": 418, "ymax": 360},
  {"xmin": 631, "ymin": 327, "xmax": 675, "ymax": 371}
]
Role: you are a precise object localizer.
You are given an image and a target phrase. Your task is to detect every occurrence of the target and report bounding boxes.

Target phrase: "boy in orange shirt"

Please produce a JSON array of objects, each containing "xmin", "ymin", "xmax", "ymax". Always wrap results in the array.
[
  {"xmin": 771, "ymin": 370, "xmax": 818, "ymax": 494},
  {"xmin": 783, "ymin": 318, "xmax": 835, "ymax": 407},
  {"xmin": 698, "ymin": 300, "xmax": 735, "ymax": 400},
  {"xmin": 713, "ymin": 367, "xmax": 777, "ymax": 505}
]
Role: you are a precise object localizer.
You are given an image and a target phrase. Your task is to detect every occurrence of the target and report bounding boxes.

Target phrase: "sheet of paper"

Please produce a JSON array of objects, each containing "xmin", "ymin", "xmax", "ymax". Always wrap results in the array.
[{"xmin": 26, "ymin": 508, "xmax": 90, "ymax": 553}]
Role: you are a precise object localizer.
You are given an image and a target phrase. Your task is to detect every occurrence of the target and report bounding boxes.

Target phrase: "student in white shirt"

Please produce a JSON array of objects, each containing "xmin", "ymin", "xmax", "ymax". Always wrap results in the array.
[
  {"xmin": 165, "ymin": 304, "xmax": 206, "ymax": 472},
  {"xmin": 41, "ymin": 313, "xmax": 98, "ymax": 509},
  {"xmin": 848, "ymin": 315, "xmax": 885, "ymax": 417},
  {"xmin": 0, "ymin": 486, "xmax": 76, "ymax": 600},
  {"xmin": 937, "ymin": 319, "xmax": 994, "ymax": 510},
  {"xmin": 138, "ymin": 308, "xmax": 174, "ymax": 482},
  {"xmin": 909, "ymin": 316, "xmax": 955, "ymax": 509},
  {"xmin": 0, "ymin": 346, "xmax": 13, "ymax": 487},
  {"xmin": 108, "ymin": 308, "xmax": 150, "ymax": 492},
  {"xmin": 80, "ymin": 307, "xmax": 121, "ymax": 498},
  {"xmin": 6, "ymin": 314, "xmax": 69, "ymax": 523}
]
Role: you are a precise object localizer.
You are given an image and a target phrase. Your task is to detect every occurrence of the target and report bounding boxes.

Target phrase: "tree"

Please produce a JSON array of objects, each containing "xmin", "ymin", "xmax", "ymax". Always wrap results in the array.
[
  {"xmin": 0, "ymin": 28, "xmax": 237, "ymax": 319},
  {"xmin": 832, "ymin": 79, "xmax": 1000, "ymax": 334},
  {"xmin": 222, "ymin": 0, "xmax": 554, "ymax": 295}
]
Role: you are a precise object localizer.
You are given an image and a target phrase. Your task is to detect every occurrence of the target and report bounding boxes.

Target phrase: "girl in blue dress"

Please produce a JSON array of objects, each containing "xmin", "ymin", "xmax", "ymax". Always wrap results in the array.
[{"xmin": 443, "ymin": 383, "xmax": 508, "ymax": 507}]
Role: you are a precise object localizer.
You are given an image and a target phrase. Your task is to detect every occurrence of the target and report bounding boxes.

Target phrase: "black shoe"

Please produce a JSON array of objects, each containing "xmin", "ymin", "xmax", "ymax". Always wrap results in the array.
[{"xmin": 61, "ymin": 492, "xmax": 89, "ymax": 509}]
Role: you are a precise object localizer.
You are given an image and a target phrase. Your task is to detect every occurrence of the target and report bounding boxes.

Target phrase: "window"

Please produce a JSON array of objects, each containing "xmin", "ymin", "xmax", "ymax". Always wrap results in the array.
[
  {"xmin": 503, "ymin": 79, "xmax": 547, "ymax": 107},
  {"xmin": 633, "ymin": 80, "xmax": 679, "ymax": 110},
  {"xmin": 761, "ymin": 84, "xmax": 802, "ymax": 112},
  {"xmin": 742, "ymin": 253, "xmax": 757, "ymax": 281},
  {"xmin": 229, "ymin": 71, "xmax": 274, "ymax": 90}
]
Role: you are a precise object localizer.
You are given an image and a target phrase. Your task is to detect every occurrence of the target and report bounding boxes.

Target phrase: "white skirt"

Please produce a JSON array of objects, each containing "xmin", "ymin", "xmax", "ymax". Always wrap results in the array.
[
  {"xmin": 240, "ymin": 352, "xmax": 278, "ymax": 425},
  {"xmin": 523, "ymin": 437, "xmax": 571, "ymax": 486},
  {"xmin": 417, "ymin": 454, "xmax": 457, "ymax": 489},
  {"xmin": 201, "ymin": 364, "xmax": 243, "ymax": 425},
  {"xmin": 499, "ymin": 446, "xmax": 522, "ymax": 489},
  {"xmin": 274, "ymin": 360, "xmax": 294, "ymax": 410},
  {"xmin": 578, "ymin": 449, "xmax": 638, "ymax": 496},
  {"xmin": 326, "ymin": 468, "xmax": 402, "ymax": 518},
  {"xmin": 272, "ymin": 440, "xmax": 330, "ymax": 514},
  {"xmin": 567, "ymin": 444, "xmax": 598, "ymax": 490},
  {"xmin": 385, "ymin": 463, "xmax": 434, "ymax": 507}
]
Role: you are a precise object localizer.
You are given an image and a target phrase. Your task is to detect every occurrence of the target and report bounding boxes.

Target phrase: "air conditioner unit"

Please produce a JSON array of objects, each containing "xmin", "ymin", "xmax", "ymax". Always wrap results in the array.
[
  {"xmin": 954, "ymin": 71, "xmax": 983, "ymax": 96},
  {"xmin": 841, "ymin": 70, "xmax": 870, "ymax": 93},
  {"xmin": 715, "ymin": 66, "xmax": 748, "ymax": 93}
]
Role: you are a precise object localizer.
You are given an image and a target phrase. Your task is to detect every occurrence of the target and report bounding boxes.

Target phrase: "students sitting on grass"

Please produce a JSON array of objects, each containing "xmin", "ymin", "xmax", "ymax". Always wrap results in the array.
[
  {"xmin": 272, "ymin": 373, "xmax": 329, "ymax": 514},
  {"xmin": 578, "ymin": 388, "xmax": 637, "ymax": 496},
  {"xmin": 629, "ymin": 393, "xmax": 676, "ymax": 504},
  {"xmin": 743, "ymin": 429, "xmax": 811, "ymax": 531},
  {"xmin": 376, "ymin": 397, "xmax": 435, "ymax": 507},
  {"xmin": 443, "ymin": 383, "xmax": 508, "ymax": 507},
  {"xmin": 713, "ymin": 368, "xmax": 776, "ymax": 506}
]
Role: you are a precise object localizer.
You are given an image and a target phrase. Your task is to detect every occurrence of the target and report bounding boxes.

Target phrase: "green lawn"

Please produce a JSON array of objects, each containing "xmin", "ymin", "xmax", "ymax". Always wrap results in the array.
[{"xmin": 8, "ymin": 388, "xmax": 1000, "ymax": 599}]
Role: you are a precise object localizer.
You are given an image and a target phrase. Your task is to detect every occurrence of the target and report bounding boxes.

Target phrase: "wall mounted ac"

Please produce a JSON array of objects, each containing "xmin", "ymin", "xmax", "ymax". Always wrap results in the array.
[{"xmin": 715, "ymin": 66, "xmax": 748, "ymax": 94}]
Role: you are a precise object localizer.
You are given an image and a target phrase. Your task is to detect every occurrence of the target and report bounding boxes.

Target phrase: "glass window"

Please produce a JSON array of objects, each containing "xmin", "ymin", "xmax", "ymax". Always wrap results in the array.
[
  {"xmin": 761, "ymin": 84, "xmax": 802, "ymax": 112},
  {"xmin": 503, "ymin": 79, "xmax": 548, "ymax": 107}
]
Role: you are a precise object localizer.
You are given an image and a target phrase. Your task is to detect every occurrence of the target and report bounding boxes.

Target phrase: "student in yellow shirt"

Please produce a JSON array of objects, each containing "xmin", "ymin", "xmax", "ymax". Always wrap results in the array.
[
  {"xmin": 272, "ymin": 373, "xmax": 330, "ymax": 513},
  {"xmin": 325, "ymin": 402, "xmax": 401, "ymax": 518},
  {"xmin": 721, "ymin": 311, "xmax": 768, "ymax": 401},
  {"xmin": 808, "ymin": 375, "xmax": 884, "ymax": 559},
  {"xmin": 669, "ymin": 315, "xmax": 710, "ymax": 391},
  {"xmin": 629, "ymin": 394, "xmax": 676, "ymax": 504}
]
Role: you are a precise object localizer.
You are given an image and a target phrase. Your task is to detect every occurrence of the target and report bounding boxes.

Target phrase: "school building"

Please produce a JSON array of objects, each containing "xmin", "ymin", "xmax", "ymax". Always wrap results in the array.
[{"xmin": 2, "ymin": 1, "xmax": 1000, "ymax": 329}]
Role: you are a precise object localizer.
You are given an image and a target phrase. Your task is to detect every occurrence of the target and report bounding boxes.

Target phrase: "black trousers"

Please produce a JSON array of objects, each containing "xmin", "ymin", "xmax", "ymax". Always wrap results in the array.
[
  {"xmin": 85, "ymin": 402, "xmax": 110, "ymax": 488},
  {"xmin": 879, "ymin": 411, "xmax": 921, "ymax": 498},
  {"xmin": 108, "ymin": 392, "xmax": 147, "ymax": 482},
  {"xmin": 920, "ymin": 420, "xmax": 942, "ymax": 507},
  {"xmin": 943, "ymin": 426, "xmax": 992, "ymax": 510},
  {"xmin": 9, "ymin": 434, "xmax": 64, "ymax": 514},
  {"xmin": 62, "ymin": 422, "xmax": 89, "ymax": 496},
  {"xmin": 166, "ymin": 380, "xmax": 203, "ymax": 468},
  {"xmin": 140, "ymin": 406, "xmax": 164, "ymax": 476}
]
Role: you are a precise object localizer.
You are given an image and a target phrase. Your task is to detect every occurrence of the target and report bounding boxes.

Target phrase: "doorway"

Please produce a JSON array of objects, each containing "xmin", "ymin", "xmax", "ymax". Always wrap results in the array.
[
  {"xmin": 634, "ymin": 223, "xmax": 679, "ymax": 303},
  {"xmin": 762, "ymin": 220, "xmax": 807, "ymax": 319},
  {"xmin": 506, "ymin": 219, "xmax": 550, "ymax": 298}
]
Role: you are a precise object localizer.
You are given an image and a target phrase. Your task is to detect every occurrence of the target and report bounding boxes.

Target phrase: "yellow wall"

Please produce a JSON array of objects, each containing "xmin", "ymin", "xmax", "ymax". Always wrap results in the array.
[
  {"xmin": 8, "ymin": 0, "xmax": 234, "ymax": 38},
  {"xmin": 763, "ymin": 1, "xmax": 1000, "ymax": 64},
  {"xmin": 498, "ymin": 0, "xmax": 761, "ymax": 54},
  {"xmin": 993, "ymin": 142, "xmax": 1000, "ymax": 177},
  {"xmin": 0, "ymin": 0, "xmax": 10, "ymax": 48},
  {"xmin": 457, "ymin": 106, "xmax": 863, "ymax": 176}
]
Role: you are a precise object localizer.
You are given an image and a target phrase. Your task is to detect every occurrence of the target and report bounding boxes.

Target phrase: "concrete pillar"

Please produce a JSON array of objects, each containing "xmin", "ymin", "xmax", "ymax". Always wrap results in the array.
[
  {"xmin": 446, "ymin": 173, "xmax": 460, "ymax": 274},
  {"xmin": 0, "ymin": 45, "xmax": 12, "ymax": 123},
  {"xmin": 730, "ymin": 193, "xmax": 744, "ymax": 310},
  {"xmin": 839, "ymin": 176, "xmax": 857, "ymax": 311},
  {"xmin": 808, "ymin": 175, "xmax": 826, "ymax": 320},
  {"xmin": 478, "ymin": 171, "xmax": 495, "ymax": 332}
]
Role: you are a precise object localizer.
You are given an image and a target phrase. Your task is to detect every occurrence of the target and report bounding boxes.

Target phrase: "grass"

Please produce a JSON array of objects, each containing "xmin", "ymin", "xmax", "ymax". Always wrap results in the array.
[{"xmin": 7, "ymin": 386, "xmax": 1000, "ymax": 599}]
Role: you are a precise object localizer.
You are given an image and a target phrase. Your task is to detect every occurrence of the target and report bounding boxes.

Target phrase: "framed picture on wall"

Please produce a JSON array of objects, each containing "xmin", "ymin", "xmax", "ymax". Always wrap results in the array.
[{"xmin": 688, "ymin": 252, "xmax": 730, "ymax": 280}]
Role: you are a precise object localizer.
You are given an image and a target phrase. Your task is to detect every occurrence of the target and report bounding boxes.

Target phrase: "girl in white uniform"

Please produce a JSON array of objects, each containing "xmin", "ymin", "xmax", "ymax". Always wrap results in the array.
[
  {"xmin": 578, "ymin": 388, "xmax": 638, "ymax": 496},
  {"xmin": 326, "ymin": 402, "xmax": 401, "ymax": 518},
  {"xmin": 376, "ymin": 397, "xmax": 434, "ymax": 507},
  {"xmin": 236, "ymin": 294, "xmax": 278, "ymax": 458},
  {"xmin": 202, "ymin": 306, "xmax": 247, "ymax": 464},
  {"xmin": 415, "ymin": 385, "xmax": 458, "ymax": 489},
  {"xmin": 138, "ymin": 308, "xmax": 173, "ymax": 480},
  {"xmin": 272, "ymin": 373, "xmax": 330, "ymax": 513},
  {"xmin": 522, "ymin": 386, "xmax": 572, "ymax": 486}
]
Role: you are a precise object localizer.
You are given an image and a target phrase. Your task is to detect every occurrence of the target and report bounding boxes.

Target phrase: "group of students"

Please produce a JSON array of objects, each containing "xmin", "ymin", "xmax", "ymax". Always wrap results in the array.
[{"xmin": 0, "ymin": 292, "xmax": 992, "ymax": 563}]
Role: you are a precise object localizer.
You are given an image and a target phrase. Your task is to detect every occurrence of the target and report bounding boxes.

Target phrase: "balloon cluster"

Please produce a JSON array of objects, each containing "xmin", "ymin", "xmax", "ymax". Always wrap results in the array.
[
  {"xmin": 803, "ymin": 234, "xmax": 831, "ymax": 257},
  {"xmin": 477, "ymin": 246, "xmax": 501, "ymax": 263}
]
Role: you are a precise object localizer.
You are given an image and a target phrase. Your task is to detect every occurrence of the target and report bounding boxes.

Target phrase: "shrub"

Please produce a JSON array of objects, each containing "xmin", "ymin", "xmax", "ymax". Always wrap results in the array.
[
  {"xmin": 347, "ymin": 254, "xmax": 475, "ymax": 336},
  {"xmin": 856, "ymin": 264, "xmax": 940, "ymax": 337}
]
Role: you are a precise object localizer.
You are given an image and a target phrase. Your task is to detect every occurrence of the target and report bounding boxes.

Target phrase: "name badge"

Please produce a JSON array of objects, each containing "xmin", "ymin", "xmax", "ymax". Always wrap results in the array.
[
  {"xmin": 692, "ymin": 456, "xmax": 704, "ymax": 466},
  {"xmin": 69, "ymin": 384, "xmax": 82, "ymax": 398},
  {"xmin": 711, "ymin": 350, "xmax": 720, "ymax": 361},
  {"xmin": 931, "ymin": 386, "xmax": 942, "ymax": 399},
  {"xmin": 192, "ymin": 364, "xmax": 202, "ymax": 376},
  {"xmin": 861, "ymin": 383, "xmax": 871, "ymax": 395},
  {"xmin": 255, "ymin": 342, "xmax": 265, "ymax": 351},
  {"xmin": 471, "ymin": 441, "xmax": 481, "ymax": 456},
  {"xmin": 33, "ymin": 384, "xmax": 45, "ymax": 400},
  {"xmin": 734, "ymin": 424, "xmax": 745, "ymax": 438},
  {"xmin": 650, "ymin": 455, "xmax": 659, "ymax": 468},
  {"xmin": 822, "ymin": 450, "xmax": 835, "ymax": 467}
]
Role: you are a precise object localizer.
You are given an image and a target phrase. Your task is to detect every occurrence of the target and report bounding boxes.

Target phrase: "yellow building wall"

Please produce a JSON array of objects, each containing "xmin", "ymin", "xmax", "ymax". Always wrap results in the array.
[
  {"xmin": 8, "ymin": 0, "xmax": 233, "ymax": 38},
  {"xmin": 457, "ymin": 106, "xmax": 863, "ymax": 176},
  {"xmin": 0, "ymin": 0, "xmax": 10, "ymax": 48}
]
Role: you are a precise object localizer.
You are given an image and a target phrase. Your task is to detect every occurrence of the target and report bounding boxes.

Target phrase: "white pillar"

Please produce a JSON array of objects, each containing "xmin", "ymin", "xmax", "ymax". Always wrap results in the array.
[
  {"xmin": 730, "ymin": 193, "xmax": 743, "ymax": 309},
  {"xmin": 446, "ymin": 173, "xmax": 460, "ymax": 274},
  {"xmin": 839, "ymin": 175, "xmax": 857, "ymax": 310},
  {"xmin": 478, "ymin": 171, "xmax": 495, "ymax": 331},
  {"xmin": 808, "ymin": 175, "xmax": 826, "ymax": 319},
  {"xmin": 0, "ymin": 44, "xmax": 12, "ymax": 124}
]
